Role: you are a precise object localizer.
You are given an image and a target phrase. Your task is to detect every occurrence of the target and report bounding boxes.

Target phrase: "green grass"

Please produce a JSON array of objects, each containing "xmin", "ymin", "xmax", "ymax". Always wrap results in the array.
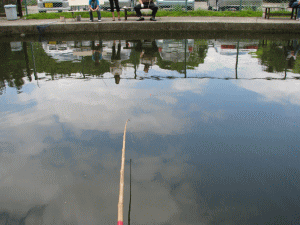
[
  {"xmin": 155, "ymin": 9, "xmax": 262, "ymax": 17},
  {"xmin": 25, "ymin": 9, "xmax": 263, "ymax": 19},
  {"xmin": 269, "ymin": 10, "xmax": 292, "ymax": 15},
  {"xmin": 25, "ymin": 11, "xmax": 114, "ymax": 19}
]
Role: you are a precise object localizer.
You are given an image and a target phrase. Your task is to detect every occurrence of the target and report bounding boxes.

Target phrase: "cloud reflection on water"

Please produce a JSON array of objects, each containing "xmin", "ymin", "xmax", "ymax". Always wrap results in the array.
[
  {"xmin": 1, "ymin": 39, "xmax": 300, "ymax": 224},
  {"xmin": 0, "ymin": 77, "xmax": 213, "ymax": 224}
]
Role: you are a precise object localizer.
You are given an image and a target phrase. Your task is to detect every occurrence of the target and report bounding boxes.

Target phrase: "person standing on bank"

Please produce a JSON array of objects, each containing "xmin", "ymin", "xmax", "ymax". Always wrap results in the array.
[
  {"xmin": 89, "ymin": 0, "xmax": 101, "ymax": 22},
  {"xmin": 110, "ymin": 40, "xmax": 122, "ymax": 84},
  {"xmin": 109, "ymin": 0, "xmax": 121, "ymax": 21},
  {"xmin": 134, "ymin": 0, "xmax": 158, "ymax": 21}
]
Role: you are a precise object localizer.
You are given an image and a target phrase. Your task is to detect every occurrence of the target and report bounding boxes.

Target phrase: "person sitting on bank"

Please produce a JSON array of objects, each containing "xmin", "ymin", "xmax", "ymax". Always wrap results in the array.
[
  {"xmin": 91, "ymin": 40, "xmax": 103, "ymax": 65},
  {"xmin": 134, "ymin": 0, "xmax": 158, "ymax": 21},
  {"xmin": 135, "ymin": 40, "xmax": 158, "ymax": 73},
  {"xmin": 285, "ymin": 40, "xmax": 300, "ymax": 69},
  {"xmin": 89, "ymin": 0, "xmax": 101, "ymax": 22},
  {"xmin": 289, "ymin": 0, "xmax": 300, "ymax": 20}
]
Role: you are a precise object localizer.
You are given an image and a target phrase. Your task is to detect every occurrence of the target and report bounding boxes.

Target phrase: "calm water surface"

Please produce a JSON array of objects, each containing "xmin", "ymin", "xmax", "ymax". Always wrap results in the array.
[{"xmin": 0, "ymin": 37, "xmax": 300, "ymax": 224}]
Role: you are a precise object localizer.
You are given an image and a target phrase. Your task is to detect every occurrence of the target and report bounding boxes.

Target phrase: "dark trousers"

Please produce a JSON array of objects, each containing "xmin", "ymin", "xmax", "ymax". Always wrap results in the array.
[
  {"xmin": 109, "ymin": 0, "xmax": 120, "ymax": 12},
  {"xmin": 91, "ymin": 40, "xmax": 103, "ymax": 51},
  {"xmin": 112, "ymin": 43, "xmax": 121, "ymax": 60},
  {"xmin": 134, "ymin": 2, "xmax": 158, "ymax": 17},
  {"xmin": 89, "ymin": 9, "xmax": 101, "ymax": 20},
  {"xmin": 291, "ymin": 2, "xmax": 300, "ymax": 18}
]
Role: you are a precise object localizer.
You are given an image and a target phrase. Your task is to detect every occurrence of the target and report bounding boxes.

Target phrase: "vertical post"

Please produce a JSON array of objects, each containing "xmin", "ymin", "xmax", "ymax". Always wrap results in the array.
[
  {"xmin": 23, "ymin": 42, "xmax": 31, "ymax": 81},
  {"xmin": 118, "ymin": 119, "xmax": 130, "ymax": 225},
  {"xmin": 30, "ymin": 42, "xmax": 38, "ymax": 84},
  {"xmin": 184, "ymin": 39, "xmax": 187, "ymax": 78},
  {"xmin": 24, "ymin": 0, "xmax": 28, "ymax": 16},
  {"xmin": 284, "ymin": 64, "xmax": 287, "ymax": 80},
  {"xmin": 284, "ymin": 52, "xmax": 287, "ymax": 80},
  {"xmin": 185, "ymin": 0, "xmax": 187, "ymax": 12},
  {"xmin": 81, "ymin": 49, "xmax": 85, "ymax": 77},
  {"xmin": 134, "ymin": 42, "xmax": 137, "ymax": 79},
  {"xmin": 235, "ymin": 40, "xmax": 239, "ymax": 79}
]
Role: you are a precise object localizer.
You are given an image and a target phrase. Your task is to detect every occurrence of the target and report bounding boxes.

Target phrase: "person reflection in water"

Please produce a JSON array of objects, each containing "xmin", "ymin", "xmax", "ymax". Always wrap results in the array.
[
  {"xmin": 135, "ymin": 40, "xmax": 158, "ymax": 74},
  {"xmin": 286, "ymin": 40, "xmax": 300, "ymax": 69},
  {"xmin": 110, "ymin": 40, "xmax": 122, "ymax": 84},
  {"xmin": 91, "ymin": 40, "xmax": 103, "ymax": 66}
]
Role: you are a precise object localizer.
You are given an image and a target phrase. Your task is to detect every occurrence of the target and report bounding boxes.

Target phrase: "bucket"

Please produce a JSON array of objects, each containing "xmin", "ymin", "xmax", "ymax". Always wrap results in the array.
[{"xmin": 4, "ymin": 5, "xmax": 18, "ymax": 21}]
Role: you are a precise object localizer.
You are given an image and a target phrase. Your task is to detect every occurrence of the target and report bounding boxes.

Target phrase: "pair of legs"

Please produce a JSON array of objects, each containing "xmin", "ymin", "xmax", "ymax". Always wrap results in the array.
[
  {"xmin": 89, "ymin": 8, "xmax": 101, "ymax": 21},
  {"xmin": 291, "ymin": 2, "xmax": 300, "ymax": 19},
  {"xmin": 134, "ymin": 2, "xmax": 158, "ymax": 20},
  {"xmin": 109, "ymin": 0, "xmax": 121, "ymax": 20},
  {"xmin": 91, "ymin": 40, "xmax": 103, "ymax": 51},
  {"xmin": 112, "ymin": 41, "xmax": 121, "ymax": 60}
]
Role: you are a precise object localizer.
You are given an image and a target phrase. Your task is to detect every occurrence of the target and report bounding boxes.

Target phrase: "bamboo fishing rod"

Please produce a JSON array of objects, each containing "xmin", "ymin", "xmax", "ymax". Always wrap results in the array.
[
  {"xmin": 128, "ymin": 158, "xmax": 132, "ymax": 225},
  {"xmin": 118, "ymin": 119, "xmax": 130, "ymax": 225}
]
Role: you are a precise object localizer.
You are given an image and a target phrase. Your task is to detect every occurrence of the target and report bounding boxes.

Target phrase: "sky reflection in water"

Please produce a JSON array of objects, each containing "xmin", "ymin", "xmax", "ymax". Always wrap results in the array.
[{"xmin": 0, "ymin": 38, "xmax": 300, "ymax": 225}]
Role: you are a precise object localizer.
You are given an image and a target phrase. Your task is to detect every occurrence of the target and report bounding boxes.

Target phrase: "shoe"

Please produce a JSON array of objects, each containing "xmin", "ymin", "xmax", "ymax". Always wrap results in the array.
[
  {"xmin": 90, "ymin": 19, "xmax": 93, "ymax": 22},
  {"xmin": 98, "ymin": 19, "xmax": 101, "ymax": 22},
  {"xmin": 137, "ymin": 17, "xmax": 144, "ymax": 21},
  {"xmin": 150, "ymin": 17, "xmax": 156, "ymax": 21},
  {"xmin": 118, "ymin": 18, "xmax": 121, "ymax": 21}
]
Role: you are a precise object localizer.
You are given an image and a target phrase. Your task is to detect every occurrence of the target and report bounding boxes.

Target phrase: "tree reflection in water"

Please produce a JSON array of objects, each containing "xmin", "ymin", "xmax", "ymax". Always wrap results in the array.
[{"xmin": 1, "ymin": 38, "xmax": 300, "ymax": 94}]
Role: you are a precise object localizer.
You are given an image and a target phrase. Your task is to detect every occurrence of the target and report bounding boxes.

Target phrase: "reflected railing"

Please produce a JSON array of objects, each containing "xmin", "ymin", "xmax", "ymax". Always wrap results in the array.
[{"xmin": 1, "ymin": 38, "xmax": 300, "ymax": 94}]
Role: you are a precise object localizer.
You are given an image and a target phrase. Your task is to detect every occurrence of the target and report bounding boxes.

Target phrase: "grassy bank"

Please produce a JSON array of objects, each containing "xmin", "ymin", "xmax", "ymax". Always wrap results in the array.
[{"xmin": 25, "ymin": 9, "xmax": 263, "ymax": 19}]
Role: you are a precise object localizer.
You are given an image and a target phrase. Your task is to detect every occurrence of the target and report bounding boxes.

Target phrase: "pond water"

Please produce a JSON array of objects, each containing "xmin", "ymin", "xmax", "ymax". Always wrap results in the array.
[{"xmin": 0, "ymin": 37, "xmax": 300, "ymax": 225}]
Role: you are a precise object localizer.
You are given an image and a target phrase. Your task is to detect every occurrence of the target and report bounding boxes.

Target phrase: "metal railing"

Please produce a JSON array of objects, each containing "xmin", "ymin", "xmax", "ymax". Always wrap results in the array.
[{"xmin": 15, "ymin": 0, "xmax": 294, "ymax": 17}]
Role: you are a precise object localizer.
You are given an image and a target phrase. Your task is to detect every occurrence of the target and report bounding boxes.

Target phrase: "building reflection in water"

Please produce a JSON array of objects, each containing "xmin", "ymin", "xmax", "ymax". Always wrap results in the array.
[{"xmin": 3, "ymin": 38, "xmax": 300, "ymax": 94}]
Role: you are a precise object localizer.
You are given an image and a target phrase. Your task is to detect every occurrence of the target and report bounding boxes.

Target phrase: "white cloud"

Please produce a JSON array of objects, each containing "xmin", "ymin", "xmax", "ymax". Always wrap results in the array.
[
  {"xmin": 235, "ymin": 79, "xmax": 300, "ymax": 106},
  {"xmin": 172, "ymin": 79, "xmax": 209, "ymax": 93},
  {"xmin": 0, "ymin": 140, "xmax": 199, "ymax": 225}
]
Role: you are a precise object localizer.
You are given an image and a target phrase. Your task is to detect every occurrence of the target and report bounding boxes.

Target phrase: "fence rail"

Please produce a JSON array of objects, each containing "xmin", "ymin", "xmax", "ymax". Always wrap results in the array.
[{"xmin": 0, "ymin": 0, "xmax": 293, "ymax": 17}]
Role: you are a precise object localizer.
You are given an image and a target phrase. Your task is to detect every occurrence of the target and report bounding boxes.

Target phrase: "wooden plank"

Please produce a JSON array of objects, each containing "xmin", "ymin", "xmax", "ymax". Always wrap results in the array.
[{"xmin": 262, "ymin": 6, "xmax": 286, "ymax": 9}]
